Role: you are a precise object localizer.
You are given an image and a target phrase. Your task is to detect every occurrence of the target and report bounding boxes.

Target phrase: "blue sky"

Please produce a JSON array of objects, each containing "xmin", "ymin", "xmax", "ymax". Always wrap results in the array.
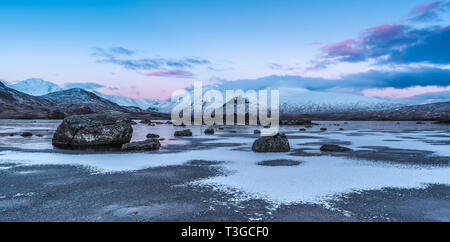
[{"xmin": 1, "ymin": 0, "xmax": 449, "ymax": 101}]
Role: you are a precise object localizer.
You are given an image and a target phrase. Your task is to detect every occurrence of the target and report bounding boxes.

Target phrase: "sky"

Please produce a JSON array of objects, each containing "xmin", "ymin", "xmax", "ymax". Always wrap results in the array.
[{"xmin": 0, "ymin": 0, "xmax": 449, "ymax": 102}]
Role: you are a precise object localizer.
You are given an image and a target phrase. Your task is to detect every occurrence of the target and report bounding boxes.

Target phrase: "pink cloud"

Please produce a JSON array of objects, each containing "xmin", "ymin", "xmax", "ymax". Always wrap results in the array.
[
  {"xmin": 144, "ymin": 70, "xmax": 195, "ymax": 78},
  {"xmin": 362, "ymin": 85, "xmax": 450, "ymax": 99},
  {"xmin": 322, "ymin": 39, "xmax": 362, "ymax": 57},
  {"xmin": 410, "ymin": 2, "xmax": 440, "ymax": 14},
  {"xmin": 408, "ymin": 1, "xmax": 450, "ymax": 22}
]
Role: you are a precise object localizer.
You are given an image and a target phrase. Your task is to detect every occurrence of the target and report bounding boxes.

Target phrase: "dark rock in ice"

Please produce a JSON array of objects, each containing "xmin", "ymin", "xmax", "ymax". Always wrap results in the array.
[
  {"xmin": 122, "ymin": 138, "xmax": 161, "ymax": 151},
  {"xmin": 320, "ymin": 144, "xmax": 352, "ymax": 152},
  {"xmin": 20, "ymin": 132, "xmax": 33, "ymax": 137},
  {"xmin": 146, "ymin": 133, "xmax": 160, "ymax": 138},
  {"xmin": 258, "ymin": 159, "xmax": 301, "ymax": 166},
  {"xmin": 204, "ymin": 128, "xmax": 214, "ymax": 135},
  {"xmin": 280, "ymin": 119, "xmax": 312, "ymax": 126},
  {"xmin": 174, "ymin": 129, "xmax": 192, "ymax": 136},
  {"xmin": 252, "ymin": 133, "xmax": 290, "ymax": 153}
]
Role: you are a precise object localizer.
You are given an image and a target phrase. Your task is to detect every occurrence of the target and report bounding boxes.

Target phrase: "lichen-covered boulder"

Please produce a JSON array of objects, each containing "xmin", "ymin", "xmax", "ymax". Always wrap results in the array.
[
  {"xmin": 52, "ymin": 111, "xmax": 133, "ymax": 148},
  {"xmin": 252, "ymin": 133, "xmax": 290, "ymax": 152},
  {"xmin": 122, "ymin": 138, "xmax": 160, "ymax": 151}
]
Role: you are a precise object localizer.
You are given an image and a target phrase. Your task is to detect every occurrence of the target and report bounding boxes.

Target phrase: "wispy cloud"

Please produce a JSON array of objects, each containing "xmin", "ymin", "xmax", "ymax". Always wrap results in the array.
[
  {"xmin": 268, "ymin": 63, "xmax": 298, "ymax": 71},
  {"xmin": 92, "ymin": 47, "xmax": 211, "ymax": 74},
  {"xmin": 407, "ymin": 1, "xmax": 450, "ymax": 22},
  {"xmin": 144, "ymin": 70, "xmax": 195, "ymax": 78},
  {"xmin": 91, "ymin": 47, "xmax": 136, "ymax": 58}
]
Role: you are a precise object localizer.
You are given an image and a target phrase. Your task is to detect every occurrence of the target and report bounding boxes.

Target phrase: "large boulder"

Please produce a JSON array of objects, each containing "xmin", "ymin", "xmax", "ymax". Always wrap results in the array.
[
  {"xmin": 122, "ymin": 138, "xmax": 161, "ymax": 151},
  {"xmin": 252, "ymin": 133, "xmax": 290, "ymax": 152},
  {"xmin": 52, "ymin": 111, "xmax": 133, "ymax": 147}
]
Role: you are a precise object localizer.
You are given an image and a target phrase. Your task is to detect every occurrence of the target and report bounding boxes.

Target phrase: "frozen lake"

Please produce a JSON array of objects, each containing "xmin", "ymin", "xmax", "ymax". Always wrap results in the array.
[{"xmin": 1, "ymin": 120, "xmax": 449, "ymax": 207}]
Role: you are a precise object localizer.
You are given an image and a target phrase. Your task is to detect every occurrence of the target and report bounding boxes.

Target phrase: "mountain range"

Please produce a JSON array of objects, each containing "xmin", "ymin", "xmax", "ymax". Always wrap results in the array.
[
  {"xmin": 1, "ymin": 78, "xmax": 449, "ymax": 121},
  {"xmin": 0, "ymin": 81, "xmax": 168, "ymax": 119}
]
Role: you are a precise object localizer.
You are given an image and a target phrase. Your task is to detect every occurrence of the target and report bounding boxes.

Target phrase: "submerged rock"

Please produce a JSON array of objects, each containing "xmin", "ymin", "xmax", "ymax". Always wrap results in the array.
[
  {"xmin": 146, "ymin": 133, "xmax": 160, "ymax": 138},
  {"xmin": 174, "ymin": 129, "xmax": 192, "ymax": 136},
  {"xmin": 122, "ymin": 138, "xmax": 161, "ymax": 151},
  {"xmin": 52, "ymin": 111, "xmax": 133, "ymax": 147},
  {"xmin": 320, "ymin": 144, "xmax": 351, "ymax": 152},
  {"xmin": 20, "ymin": 132, "xmax": 33, "ymax": 137},
  {"xmin": 204, "ymin": 128, "xmax": 214, "ymax": 135},
  {"xmin": 280, "ymin": 119, "xmax": 312, "ymax": 126},
  {"xmin": 258, "ymin": 159, "xmax": 301, "ymax": 166},
  {"xmin": 140, "ymin": 119, "xmax": 153, "ymax": 125},
  {"xmin": 252, "ymin": 133, "xmax": 290, "ymax": 152}
]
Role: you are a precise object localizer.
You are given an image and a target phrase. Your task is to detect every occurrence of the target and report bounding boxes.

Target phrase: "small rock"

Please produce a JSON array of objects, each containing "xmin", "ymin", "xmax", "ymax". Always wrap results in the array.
[
  {"xmin": 252, "ymin": 133, "xmax": 290, "ymax": 152},
  {"xmin": 21, "ymin": 132, "xmax": 33, "ymax": 137},
  {"xmin": 339, "ymin": 128, "xmax": 344, "ymax": 131},
  {"xmin": 174, "ymin": 129, "xmax": 192, "ymax": 136},
  {"xmin": 140, "ymin": 119, "xmax": 153, "ymax": 124},
  {"xmin": 204, "ymin": 128, "xmax": 214, "ymax": 135},
  {"xmin": 165, "ymin": 121, "xmax": 173, "ymax": 124},
  {"xmin": 416, "ymin": 121, "xmax": 425, "ymax": 124},
  {"xmin": 254, "ymin": 129, "xmax": 261, "ymax": 134},
  {"xmin": 9, "ymin": 133, "xmax": 14, "ymax": 136},
  {"xmin": 320, "ymin": 144, "xmax": 351, "ymax": 152},
  {"xmin": 320, "ymin": 128, "xmax": 327, "ymax": 131},
  {"xmin": 218, "ymin": 127, "xmax": 224, "ymax": 130},
  {"xmin": 299, "ymin": 128, "xmax": 306, "ymax": 131},
  {"xmin": 122, "ymin": 138, "xmax": 161, "ymax": 151},
  {"xmin": 146, "ymin": 133, "xmax": 160, "ymax": 138},
  {"xmin": 258, "ymin": 159, "xmax": 301, "ymax": 166}
]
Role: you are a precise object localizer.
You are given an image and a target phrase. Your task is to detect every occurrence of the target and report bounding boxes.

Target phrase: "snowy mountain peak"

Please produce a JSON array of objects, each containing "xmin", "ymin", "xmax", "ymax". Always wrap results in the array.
[{"xmin": 7, "ymin": 78, "xmax": 63, "ymax": 96}]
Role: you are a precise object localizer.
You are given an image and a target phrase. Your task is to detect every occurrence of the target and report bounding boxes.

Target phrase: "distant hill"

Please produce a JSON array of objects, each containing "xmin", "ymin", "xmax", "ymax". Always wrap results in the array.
[
  {"xmin": 0, "ymin": 82, "xmax": 169, "ymax": 119},
  {"xmin": 41, "ymin": 88, "xmax": 129, "ymax": 115},
  {"xmin": 0, "ymin": 81, "xmax": 59, "ymax": 119}
]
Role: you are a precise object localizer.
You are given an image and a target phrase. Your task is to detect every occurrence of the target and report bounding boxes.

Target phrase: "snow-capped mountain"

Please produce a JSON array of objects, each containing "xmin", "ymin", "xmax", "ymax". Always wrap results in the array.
[
  {"xmin": 276, "ymin": 87, "xmax": 401, "ymax": 114},
  {"xmin": 6, "ymin": 76, "xmax": 403, "ymax": 115},
  {"xmin": 7, "ymin": 78, "xmax": 63, "ymax": 96},
  {"xmin": 174, "ymin": 83, "xmax": 402, "ymax": 115},
  {"xmin": 92, "ymin": 91, "xmax": 174, "ymax": 113}
]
